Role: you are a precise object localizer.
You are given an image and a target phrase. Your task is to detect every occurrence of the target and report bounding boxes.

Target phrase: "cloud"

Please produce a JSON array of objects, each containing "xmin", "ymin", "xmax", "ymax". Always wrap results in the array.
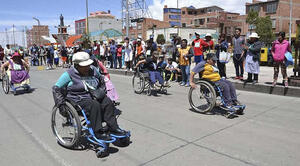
[{"xmin": 148, "ymin": 0, "xmax": 257, "ymax": 21}]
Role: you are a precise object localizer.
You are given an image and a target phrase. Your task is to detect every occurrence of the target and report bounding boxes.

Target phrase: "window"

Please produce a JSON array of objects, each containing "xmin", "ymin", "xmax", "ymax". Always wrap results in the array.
[
  {"xmin": 169, "ymin": 15, "xmax": 181, "ymax": 20},
  {"xmin": 182, "ymin": 11, "xmax": 185, "ymax": 15},
  {"xmin": 190, "ymin": 20, "xmax": 193, "ymax": 24},
  {"xmin": 169, "ymin": 21, "xmax": 181, "ymax": 27},
  {"xmin": 137, "ymin": 24, "xmax": 142, "ymax": 30},
  {"xmin": 227, "ymin": 16, "xmax": 232, "ymax": 20},
  {"xmin": 188, "ymin": 11, "xmax": 193, "ymax": 15},
  {"xmin": 182, "ymin": 23, "xmax": 186, "ymax": 27},
  {"xmin": 267, "ymin": 3, "xmax": 277, "ymax": 13},
  {"xmin": 271, "ymin": 19, "xmax": 276, "ymax": 28},
  {"xmin": 249, "ymin": 5, "xmax": 260, "ymax": 12},
  {"xmin": 207, "ymin": 18, "xmax": 210, "ymax": 23}
]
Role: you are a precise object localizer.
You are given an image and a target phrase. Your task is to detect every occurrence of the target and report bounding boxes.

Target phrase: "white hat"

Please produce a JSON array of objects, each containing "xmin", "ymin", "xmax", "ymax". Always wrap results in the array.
[
  {"xmin": 205, "ymin": 33, "xmax": 212, "ymax": 37},
  {"xmin": 72, "ymin": 52, "xmax": 94, "ymax": 66},
  {"xmin": 249, "ymin": 32, "xmax": 260, "ymax": 38}
]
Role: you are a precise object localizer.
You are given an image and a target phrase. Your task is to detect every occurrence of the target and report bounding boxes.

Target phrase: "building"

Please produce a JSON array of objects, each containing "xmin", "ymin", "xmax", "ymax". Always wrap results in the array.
[
  {"xmin": 163, "ymin": 5, "xmax": 242, "ymax": 38},
  {"xmin": 26, "ymin": 25, "xmax": 49, "ymax": 47},
  {"xmin": 75, "ymin": 10, "xmax": 122, "ymax": 38},
  {"xmin": 125, "ymin": 18, "xmax": 170, "ymax": 40},
  {"xmin": 75, "ymin": 19, "xmax": 86, "ymax": 35},
  {"xmin": 163, "ymin": 6, "xmax": 181, "ymax": 27},
  {"xmin": 237, "ymin": 0, "xmax": 300, "ymax": 36},
  {"xmin": 146, "ymin": 27, "xmax": 217, "ymax": 44}
]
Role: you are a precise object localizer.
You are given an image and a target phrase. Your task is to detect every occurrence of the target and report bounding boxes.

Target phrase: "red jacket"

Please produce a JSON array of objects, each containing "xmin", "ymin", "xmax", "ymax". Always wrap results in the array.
[{"xmin": 192, "ymin": 39, "xmax": 209, "ymax": 56}]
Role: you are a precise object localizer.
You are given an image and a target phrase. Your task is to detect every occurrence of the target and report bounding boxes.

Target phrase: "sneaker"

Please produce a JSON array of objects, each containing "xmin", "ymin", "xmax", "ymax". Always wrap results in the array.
[
  {"xmin": 272, "ymin": 81, "xmax": 277, "ymax": 87},
  {"xmin": 234, "ymin": 76, "xmax": 239, "ymax": 80},
  {"xmin": 180, "ymin": 82, "xmax": 186, "ymax": 86},
  {"xmin": 252, "ymin": 80, "xmax": 258, "ymax": 84},
  {"xmin": 185, "ymin": 83, "xmax": 190, "ymax": 87},
  {"xmin": 238, "ymin": 76, "xmax": 243, "ymax": 80},
  {"xmin": 110, "ymin": 128, "xmax": 128, "ymax": 137},
  {"xmin": 95, "ymin": 132, "xmax": 112, "ymax": 141}
]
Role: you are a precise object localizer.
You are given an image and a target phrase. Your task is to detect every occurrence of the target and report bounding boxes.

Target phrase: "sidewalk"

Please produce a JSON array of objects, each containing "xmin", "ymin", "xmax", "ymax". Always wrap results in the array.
[{"xmin": 107, "ymin": 61, "xmax": 300, "ymax": 97}]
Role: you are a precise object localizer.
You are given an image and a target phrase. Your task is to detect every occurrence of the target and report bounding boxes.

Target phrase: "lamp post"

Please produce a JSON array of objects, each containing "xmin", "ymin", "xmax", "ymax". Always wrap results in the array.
[
  {"xmin": 33, "ymin": 17, "xmax": 41, "ymax": 46},
  {"xmin": 86, "ymin": 0, "xmax": 89, "ymax": 36}
]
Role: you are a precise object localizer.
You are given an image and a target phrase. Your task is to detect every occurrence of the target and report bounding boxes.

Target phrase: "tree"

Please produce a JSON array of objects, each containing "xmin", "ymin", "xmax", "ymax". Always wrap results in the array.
[
  {"xmin": 80, "ymin": 33, "xmax": 91, "ymax": 49},
  {"xmin": 256, "ymin": 16, "xmax": 275, "ymax": 45},
  {"xmin": 246, "ymin": 10, "xmax": 274, "ymax": 45},
  {"xmin": 156, "ymin": 34, "xmax": 166, "ymax": 45}
]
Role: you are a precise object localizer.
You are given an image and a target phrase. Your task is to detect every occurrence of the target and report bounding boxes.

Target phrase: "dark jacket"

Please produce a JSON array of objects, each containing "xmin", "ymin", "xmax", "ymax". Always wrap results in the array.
[{"xmin": 247, "ymin": 41, "xmax": 263, "ymax": 62}]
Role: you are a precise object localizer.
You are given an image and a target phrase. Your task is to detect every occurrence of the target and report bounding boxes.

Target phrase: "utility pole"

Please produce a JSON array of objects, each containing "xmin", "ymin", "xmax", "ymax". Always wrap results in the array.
[
  {"xmin": 22, "ymin": 26, "xmax": 25, "ymax": 47},
  {"xmin": 5, "ymin": 28, "xmax": 9, "ymax": 45},
  {"xmin": 126, "ymin": 0, "xmax": 129, "ymax": 38},
  {"xmin": 12, "ymin": 24, "xmax": 16, "ymax": 47},
  {"xmin": 33, "ymin": 17, "xmax": 41, "ymax": 45},
  {"xmin": 177, "ymin": 0, "xmax": 179, "ymax": 35},
  {"xmin": 289, "ymin": 0, "xmax": 292, "ymax": 44},
  {"xmin": 86, "ymin": 0, "xmax": 89, "ymax": 35}
]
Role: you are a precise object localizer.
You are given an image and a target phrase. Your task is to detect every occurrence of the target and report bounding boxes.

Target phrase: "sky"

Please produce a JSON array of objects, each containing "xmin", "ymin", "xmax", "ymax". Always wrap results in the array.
[{"xmin": 0, "ymin": 0, "xmax": 257, "ymax": 47}]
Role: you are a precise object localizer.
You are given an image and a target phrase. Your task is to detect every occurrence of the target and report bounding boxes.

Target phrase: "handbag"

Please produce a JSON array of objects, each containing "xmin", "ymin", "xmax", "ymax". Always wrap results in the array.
[
  {"xmin": 219, "ymin": 51, "xmax": 231, "ymax": 63},
  {"xmin": 284, "ymin": 52, "xmax": 294, "ymax": 67}
]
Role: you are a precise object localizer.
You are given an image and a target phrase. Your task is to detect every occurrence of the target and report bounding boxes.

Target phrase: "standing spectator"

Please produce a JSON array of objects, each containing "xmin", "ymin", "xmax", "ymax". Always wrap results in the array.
[
  {"xmin": 123, "ymin": 37, "xmax": 133, "ymax": 71},
  {"xmin": 215, "ymin": 34, "xmax": 228, "ymax": 78},
  {"xmin": 30, "ymin": 44, "xmax": 39, "ymax": 66},
  {"xmin": 135, "ymin": 38, "xmax": 145, "ymax": 60},
  {"xmin": 93, "ymin": 41, "xmax": 100, "ymax": 59},
  {"xmin": 46, "ymin": 47, "xmax": 53, "ymax": 70},
  {"xmin": 110, "ymin": 40, "xmax": 117, "ymax": 69},
  {"xmin": 203, "ymin": 33, "xmax": 214, "ymax": 52},
  {"xmin": 0, "ymin": 45, "xmax": 4, "ymax": 63},
  {"xmin": 232, "ymin": 28, "xmax": 245, "ymax": 80},
  {"xmin": 116, "ymin": 44, "xmax": 123, "ymax": 69},
  {"xmin": 192, "ymin": 32, "xmax": 209, "ymax": 65},
  {"xmin": 244, "ymin": 32, "xmax": 263, "ymax": 84},
  {"xmin": 99, "ymin": 41, "xmax": 106, "ymax": 59},
  {"xmin": 61, "ymin": 46, "xmax": 68, "ymax": 68},
  {"xmin": 271, "ymin": 32, "xmax": 291, "ymax": 87},
  {"xmin": 177, "ymin": 39, "xmax": 194, "ymax": 87},
  {"xmin": 54, "ymin": 48, "xmax": 59, "ymax": 68},
  {"xmin": 146, "ymin": 35, "xmax": 157, "ymax": 57},
  {"xmin": 4, "ymin": 44, "xmax": 13, "ymax": 58},
  {"xmin": 39, "ymin": 46, "xmax": 47, "ymax": 66}
]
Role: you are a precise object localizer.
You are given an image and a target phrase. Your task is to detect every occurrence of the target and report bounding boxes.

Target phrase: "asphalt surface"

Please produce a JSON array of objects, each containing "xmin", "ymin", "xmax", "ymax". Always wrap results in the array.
[{"xmin": 0, "ymin": 67, "xmax": 299, "ymax": 166}]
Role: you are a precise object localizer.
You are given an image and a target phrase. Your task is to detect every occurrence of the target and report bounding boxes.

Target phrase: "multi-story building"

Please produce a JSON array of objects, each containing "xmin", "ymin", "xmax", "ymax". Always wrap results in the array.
[
  {"xmin": 237, "ymin": 0, "xmax": 300, "ymax": 36},
  {"xmin": 75, "ymin": 10, "xmax": 122, "ymax": 37},
  {"xmin": 124, "ymin": 17, "xmax": 170, "ymax": 40},
  {"xmin": 163, "ymin": 5, "xmax": 242, "ymax": 38},
  {"xmin": 163, "ymin": 6, "xmax": 181, "ymax": 27},
  {"xmin": 26, "ymin": 25, "xmax": 49, "ymax": 47}
]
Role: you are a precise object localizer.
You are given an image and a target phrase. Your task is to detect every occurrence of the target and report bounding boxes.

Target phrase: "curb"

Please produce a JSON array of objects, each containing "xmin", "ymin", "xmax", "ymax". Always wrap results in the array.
[{"xmin": 107, "ymin": 69, "xmax": 300, "ymax": 98}]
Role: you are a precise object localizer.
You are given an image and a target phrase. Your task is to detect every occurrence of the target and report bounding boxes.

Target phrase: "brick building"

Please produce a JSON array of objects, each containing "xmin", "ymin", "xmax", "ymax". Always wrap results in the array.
[
  {"xmin": 163, "ymin": 6, "xmax": 181, "ymax": 27},
  {"xmin": 235, "ymin": 0, "xmax": 300, "ymax": 36},
  {"xmin": 124, "ymin": 18, "xmax": 169, "ymax": 40},
  {"xmin": 26, "ymin": 25, "xmax": 49, "ymax": 47},
  {"xmin": 163, "ymin": 5, "xmax": 242, "ymax": 38}
]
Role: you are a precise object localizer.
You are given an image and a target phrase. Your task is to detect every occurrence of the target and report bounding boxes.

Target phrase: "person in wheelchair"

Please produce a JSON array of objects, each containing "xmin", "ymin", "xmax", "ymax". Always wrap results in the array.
[
  {"xmin": 52, "ymin": 52, "xmax": 128, "ymax": 141},
  {"xmin": 190, "ymin": 53, "xmax": 244, "ymax": 111},
  {"xmin": 1, "ymin": 52, "xmax": 30, "ymax": 90},
  {"xmin": 135, "ymin": 51, "xmax": 164, "ymax": 88}
]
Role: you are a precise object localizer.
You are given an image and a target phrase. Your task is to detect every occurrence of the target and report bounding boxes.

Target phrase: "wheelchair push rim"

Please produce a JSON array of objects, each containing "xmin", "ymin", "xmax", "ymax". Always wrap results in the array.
[
  {"xmin": 2, "ymin": 74, "xmax": 10, "ymax": 94},
  {"xmin": 51, "ymin": 102, "xmax": 82, "ymax": 148},
  {"xmin": 132, "ymin": 73, "xmax": 145, "ymax": 94},
  {"xmin": 188, "ymin": 81, "xmax": 216, "ymax": 113}
]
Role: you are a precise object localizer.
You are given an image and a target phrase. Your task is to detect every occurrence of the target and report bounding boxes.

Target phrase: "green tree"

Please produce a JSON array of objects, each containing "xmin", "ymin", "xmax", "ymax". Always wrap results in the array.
[
  {"xmin": 256, "ymin": 16, "xmax": 275, "ymax": 45},
  {"xmin": 156, "ymin": 34, "xmax": 166, "ymax": 45},
  {"xmin": 80, "ymin": 33, "xmax": 91, "ymax": 49},
  {"xmin": 246, "ymin": 10, "xmax": 274, "ymax": 45}
]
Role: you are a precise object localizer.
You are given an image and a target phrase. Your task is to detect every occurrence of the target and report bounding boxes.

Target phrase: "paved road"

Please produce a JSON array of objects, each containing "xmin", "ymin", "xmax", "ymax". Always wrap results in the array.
[{"xmin": 0, "ymin": 68, "xmax": 299, "ymax": 166}]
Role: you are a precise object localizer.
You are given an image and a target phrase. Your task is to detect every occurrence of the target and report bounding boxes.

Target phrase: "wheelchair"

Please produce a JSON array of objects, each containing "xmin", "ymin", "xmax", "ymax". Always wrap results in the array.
[
  {"xmin": 1, "ymin": 72, "xmax": 31, "ymax": 95},
  {"xmin": 51, "ymin": 100, "xmax": 131, "ymax": 158},
  {"xmin": 132, "ymin": 67, "xmax": 168, "ymax": 95},
  {"xmin": 188, "ymin": 79, "xmax": 245, "ymax": 118}
]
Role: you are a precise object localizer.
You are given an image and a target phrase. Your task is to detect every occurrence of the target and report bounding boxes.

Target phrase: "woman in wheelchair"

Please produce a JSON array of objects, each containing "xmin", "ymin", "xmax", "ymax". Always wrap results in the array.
[
  {"xmin": 52, "ymin": 52, "xmax": 128, "ymax": 141},
  {"xmin": 190, "ymin": 53, "xmax": 244, "ymax": 111},
  {"xmin": 135, "ymin": 51, "xmax": 164, "ymax": 88},
  {"xmin": 1, "ymin": 52, "xmax": 30, "ymax": 90}
]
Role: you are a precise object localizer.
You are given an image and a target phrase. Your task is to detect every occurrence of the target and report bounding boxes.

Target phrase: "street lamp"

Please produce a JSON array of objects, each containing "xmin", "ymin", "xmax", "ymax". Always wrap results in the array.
[
  {"xmin": 86, "ymin": 0, "xmax": 89, "ymax": 36},
  {"xmin": 33, "ymin": 17, "xmax": 41, "ymax": 46}
]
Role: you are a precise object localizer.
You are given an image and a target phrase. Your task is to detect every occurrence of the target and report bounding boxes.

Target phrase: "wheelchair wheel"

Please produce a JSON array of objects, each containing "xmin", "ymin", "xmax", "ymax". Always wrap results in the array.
[
  {"xmin": 2, "ymin": 74, "xmax": 10, "ymax": 94},
  {"xmin": 188, "ymin": 80, "xmax": 216, "ymax": 113},
  {"xmin": 132, "ymin": 72, "xmax": 145, "ymax": 94},
  {"xmin": 51, "ymin": 102, "xmax": 82, "ymax": 148}
]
